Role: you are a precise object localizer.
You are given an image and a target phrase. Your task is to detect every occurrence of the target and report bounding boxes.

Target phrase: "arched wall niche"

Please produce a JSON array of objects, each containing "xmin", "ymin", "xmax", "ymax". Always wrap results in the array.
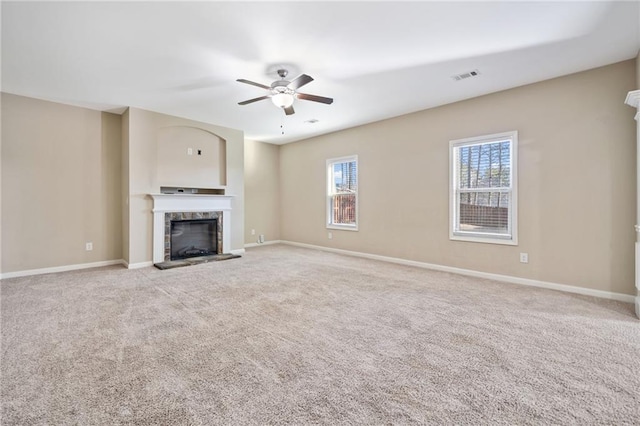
[{"xmin": 157, "ymin": 126, "xmax": 227, "ymax": 188}]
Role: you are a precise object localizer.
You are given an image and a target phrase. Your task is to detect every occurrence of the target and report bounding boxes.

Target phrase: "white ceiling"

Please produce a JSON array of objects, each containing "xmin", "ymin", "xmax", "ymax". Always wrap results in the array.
[{"xmin": 2, "ymin": 1, "xmax": 639, "ymax": 144}]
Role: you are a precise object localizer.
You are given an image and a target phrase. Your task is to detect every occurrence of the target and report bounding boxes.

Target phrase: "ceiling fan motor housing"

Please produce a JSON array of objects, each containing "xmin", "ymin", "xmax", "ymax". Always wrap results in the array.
[{"xmin": 271, "ymin": 81, "xmax": 294, "ymax": 95}]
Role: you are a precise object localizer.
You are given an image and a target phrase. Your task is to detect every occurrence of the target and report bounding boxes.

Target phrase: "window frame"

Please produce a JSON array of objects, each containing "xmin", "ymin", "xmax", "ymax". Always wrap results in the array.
[
  {"xmin": 326, "ymin": 155, "xmax": 359, "ymax": 231},
  {"xmin": 449, "ymin": 131, "xmax": 518, "ymax": 245}
]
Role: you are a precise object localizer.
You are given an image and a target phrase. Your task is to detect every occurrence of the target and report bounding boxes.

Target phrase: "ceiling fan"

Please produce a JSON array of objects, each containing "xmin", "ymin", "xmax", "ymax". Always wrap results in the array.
[{"xmin": 237, "ymin": 69, "xmax": 333, "ymax": 115}]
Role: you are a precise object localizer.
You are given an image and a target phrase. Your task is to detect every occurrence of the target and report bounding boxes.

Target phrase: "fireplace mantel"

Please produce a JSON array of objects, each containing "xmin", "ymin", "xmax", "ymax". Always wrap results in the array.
[{"xmin": 149, "ymin": 194, "xmax": 234, "ymax": 263}]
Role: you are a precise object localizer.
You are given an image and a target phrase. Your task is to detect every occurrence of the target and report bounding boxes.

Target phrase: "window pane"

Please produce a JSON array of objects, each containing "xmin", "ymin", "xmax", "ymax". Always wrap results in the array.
[
  {"xmin": 458, "ymin": 141, "xmax": 510, "ymax": 189},
  {"xmin": 333, "ymin": 161, "xmax": 357, "ymax": 193},
  {"xmin": 458, "ymin": 191, "xmax": 509, "ymax": 234},
  {"xmin": 332, "ymin": 193, "xmax": 356, "ymax": 225}
]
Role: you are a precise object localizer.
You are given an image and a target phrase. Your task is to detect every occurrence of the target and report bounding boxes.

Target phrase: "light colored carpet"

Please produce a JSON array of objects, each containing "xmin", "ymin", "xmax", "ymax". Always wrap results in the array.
[{"xmin": 1, "ymin": 244, "xmax": 639, "ymax": 425}]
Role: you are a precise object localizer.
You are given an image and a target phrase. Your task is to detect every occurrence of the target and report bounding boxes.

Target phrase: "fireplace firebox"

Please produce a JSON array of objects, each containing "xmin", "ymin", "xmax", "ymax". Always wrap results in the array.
[
  {"xmin": 170, "ymin": 218, "xmax": 218, "ymax": 260},
  {"xmin": 163, "ymin": 210, "xmax": 222, "ymax": 262}
]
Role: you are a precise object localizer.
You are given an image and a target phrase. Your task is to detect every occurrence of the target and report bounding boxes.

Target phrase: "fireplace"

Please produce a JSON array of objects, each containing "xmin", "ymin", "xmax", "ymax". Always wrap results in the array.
[
  {"xmin": 164, "ymin": 211, "xmax": 222, "ymax": 261},
  {"xmin": 150, "ymin": 194, "xmax": 234, "ymax": 265}
]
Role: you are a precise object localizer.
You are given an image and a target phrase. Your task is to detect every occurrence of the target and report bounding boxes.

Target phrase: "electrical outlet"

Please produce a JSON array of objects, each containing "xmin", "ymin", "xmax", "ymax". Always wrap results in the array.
[
  {"xmin": 85, "ymin": 242, "xmax": 93, "ymax": 251},
  {"xmin": 187, "ymin": 147, "xmax": 193, "ymax": 155},
  {"xmin": 328, "ymin": 232, "xmax": 333, "ymax": 239},
  {"xmin": 520, "ymin": 253, "xmax": 529, "ymax": 263},
  {"xmin": 251, "ymin": 229, "xmax": 255, "ymax": 235}
]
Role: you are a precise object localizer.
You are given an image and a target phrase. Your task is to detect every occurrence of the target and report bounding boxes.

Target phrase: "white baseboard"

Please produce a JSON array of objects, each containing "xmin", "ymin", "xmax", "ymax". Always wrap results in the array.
[
  {"xmin": 245, "ymin": 240, "xmax": 282, "ymax": 249},
  {"xmin": 280, "ymin": 241, "xmax": 636, "ymax": 304},
  {"xmin": 123, "ymin": 261, "xmax": 154, "ymax": 270},
  {"xmin": 1, "ymin": 259, "xmax": 126, "ymax": 279},
  {"xmin": 3, "ymin": 242, "xmax": 634, "ymax": 306}
]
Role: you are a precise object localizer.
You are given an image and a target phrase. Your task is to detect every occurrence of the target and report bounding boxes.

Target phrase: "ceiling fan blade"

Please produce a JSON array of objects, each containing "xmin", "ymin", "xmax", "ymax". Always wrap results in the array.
[
  {"xmin": 284, "ymin": 105, "xmax": 295, "ymax": 115},
  {"xmin": 296, "ymin": 92, "xmax": 334, "ymax": 105},
  {"xmin": 287, "ymin": 74, "xmax": 314, "ymax": 90},
  {"xmin": 236, "ymin": 79, "xmax": 271, "ymax": 90},
  {"xmin": 238, "ymin": 95, "xmax": 271, "ymax": 105}
]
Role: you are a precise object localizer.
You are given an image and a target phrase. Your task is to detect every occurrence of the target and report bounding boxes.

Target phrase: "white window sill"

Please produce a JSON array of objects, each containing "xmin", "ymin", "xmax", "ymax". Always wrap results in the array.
[
  {"xmin": 327, "ymin": 224, "xmax": 358, "ymax": 232},
  {"xmin": 450, "ymin": 233, "xmax": 517, "ymax": 246}
]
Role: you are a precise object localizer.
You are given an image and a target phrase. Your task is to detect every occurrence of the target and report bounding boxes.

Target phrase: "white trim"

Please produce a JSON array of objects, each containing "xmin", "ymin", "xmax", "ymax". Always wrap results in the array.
[
  {"xmin": 450, "ymin": 233, "xmax": 517, "ymax": 246},
  {"xmin": 326, "ymin": 224, "xmax": 358, "ymax": 232},
  {"xmin": 245, "ymin": 240, "xmax": 282, "ymax": 248},
  {"xmin": 280, "ymin": 241, "xmax": 635, "ymax": 304},
  {"xmin": 123, "ymin": 261, "xmax": 154, "ymax": 270},
  {"xmin": 230, "ymin": 248, "xmax": 245, "ymax": 255},
  {"xmin": 624, "ymin": 89, "xmax": 640, "ymax": 109},
  {"xmin": 1, "ymin": 259, "xmax": 126, "ymax": 279},
  {"xmin": 449, "ymin": 130, "xmax": 518, "ymax": 245},
  {"xmin": 2, "ymin": 243, "xmax": 634, "ymax": 305}
]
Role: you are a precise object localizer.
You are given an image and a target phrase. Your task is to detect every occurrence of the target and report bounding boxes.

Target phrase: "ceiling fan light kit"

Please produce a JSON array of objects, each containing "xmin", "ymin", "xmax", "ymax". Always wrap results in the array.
[
  {"xmin": 237, "ymin": 68, "xmax": 333, "ymax": 116},
  {"xmin": 271, "ymin": 93, "xmax": 294, "ymax": 108},
  {"xmin": 271, "ymin": 89, "xmax": 295, "ymax": 108}
]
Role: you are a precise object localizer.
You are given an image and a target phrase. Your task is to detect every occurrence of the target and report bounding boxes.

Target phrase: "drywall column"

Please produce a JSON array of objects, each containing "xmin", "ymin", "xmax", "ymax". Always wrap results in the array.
[{"xmin": 625, "ymin": 89, "xmax": 640, "ymax": 318}]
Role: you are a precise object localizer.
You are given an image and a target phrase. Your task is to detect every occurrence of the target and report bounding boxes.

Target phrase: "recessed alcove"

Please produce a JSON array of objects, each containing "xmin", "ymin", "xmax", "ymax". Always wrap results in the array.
[{"xmin": 157, "ymin": 126, "xmax": 227, "ymax": 189}]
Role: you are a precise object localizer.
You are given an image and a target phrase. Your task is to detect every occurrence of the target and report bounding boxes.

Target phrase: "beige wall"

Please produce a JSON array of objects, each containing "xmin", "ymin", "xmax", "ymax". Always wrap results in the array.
[
  {"xmin": 244, "ymin": 139, "xmax": 280, "ymax": 244},
  {"xmin": 280, "ymin": 60, "xmax": 637, "ymax": 296},
  {"xmin": 1, "ymin": 93, "xmax": 122, "ymax": 272},
  {"xmin": 125, "ymin": 108, "xmax": 244, "ymax": 265}
]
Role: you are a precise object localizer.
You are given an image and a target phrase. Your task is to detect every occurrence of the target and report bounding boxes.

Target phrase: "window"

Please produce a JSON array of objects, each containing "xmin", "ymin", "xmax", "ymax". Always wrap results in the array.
[
  {"xmin": 327, "ymin": 155, "xmax": 358, "ymax": 230},
  {"xmin": 450, "ymin": 131, "xmax": 517, "ymax": 245}
]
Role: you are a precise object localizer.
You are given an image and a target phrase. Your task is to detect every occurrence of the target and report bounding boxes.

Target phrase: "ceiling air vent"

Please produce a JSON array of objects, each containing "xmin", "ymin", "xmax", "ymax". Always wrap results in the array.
[{"xmin": 452, "ymin": 70, "xmax": 480, "ymax": 81}]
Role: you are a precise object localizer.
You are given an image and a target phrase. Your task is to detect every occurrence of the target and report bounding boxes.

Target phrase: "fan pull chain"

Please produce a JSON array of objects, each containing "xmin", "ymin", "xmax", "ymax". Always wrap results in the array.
[{"xmin": 280, "ymin": 115, "xmax": 285, "ymax": 135}]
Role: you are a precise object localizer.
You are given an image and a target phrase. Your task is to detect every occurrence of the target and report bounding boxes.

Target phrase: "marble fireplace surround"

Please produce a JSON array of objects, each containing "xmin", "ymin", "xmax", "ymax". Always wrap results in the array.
[{"xmin": 149, "ymin": 194, "xmax": 233, "ymax": 264}]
